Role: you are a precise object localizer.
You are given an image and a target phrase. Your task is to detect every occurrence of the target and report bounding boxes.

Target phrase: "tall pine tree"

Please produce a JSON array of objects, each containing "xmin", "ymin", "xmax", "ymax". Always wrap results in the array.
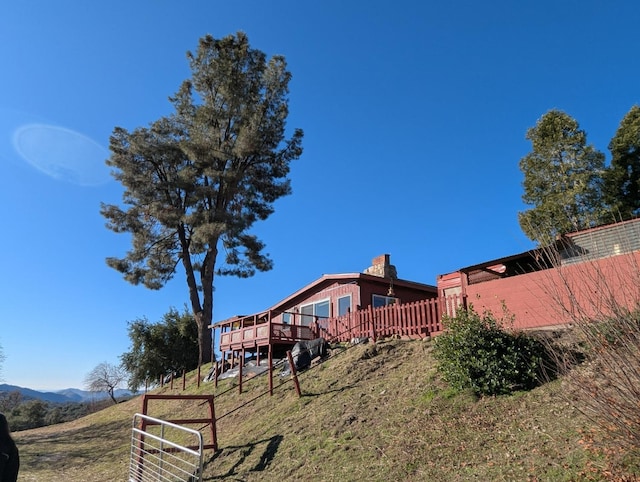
[
  {"xmin": 101, "ymin": 33, "xmax": 303, "ymax": 364},
  {"xmin": 519, "ymin": 110, "xmax": 605, "ymax": 244},
  {"xmin": 604, "ymin": 105, "xmax": 640, "ymax": 220}
]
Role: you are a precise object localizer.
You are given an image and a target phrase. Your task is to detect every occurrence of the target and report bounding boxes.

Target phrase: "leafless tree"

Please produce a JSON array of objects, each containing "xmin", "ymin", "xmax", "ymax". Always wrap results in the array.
[
  {"xmin": 534, "ymin": 220, "xmax": 640, "ymax": 453},
  {"xmin": 84, "ymin": 362, "xmax": 127, "ymax": 404}
]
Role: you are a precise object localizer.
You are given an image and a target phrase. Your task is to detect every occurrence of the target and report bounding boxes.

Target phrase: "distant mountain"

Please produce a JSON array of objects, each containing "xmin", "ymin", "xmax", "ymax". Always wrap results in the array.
[
  {"xmin": 0, "ymin": 384, "xmax": 133, "ymax": 404},
  {"xmin": 55, "ymin": 388, "xmax": 133, "ymax": 402}
]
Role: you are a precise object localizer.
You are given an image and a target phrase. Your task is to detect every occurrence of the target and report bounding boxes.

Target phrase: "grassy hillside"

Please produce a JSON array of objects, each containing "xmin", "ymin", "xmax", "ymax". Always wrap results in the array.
[{"xmin": 14, "ymin": 338, "xmax": 636, "ymax": 481}]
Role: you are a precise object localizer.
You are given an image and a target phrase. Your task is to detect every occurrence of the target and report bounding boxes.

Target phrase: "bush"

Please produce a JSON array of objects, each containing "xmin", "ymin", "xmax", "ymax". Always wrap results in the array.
[{"xmin": 433, "ymin": 305, "xmax": 549, "ymax": 396}]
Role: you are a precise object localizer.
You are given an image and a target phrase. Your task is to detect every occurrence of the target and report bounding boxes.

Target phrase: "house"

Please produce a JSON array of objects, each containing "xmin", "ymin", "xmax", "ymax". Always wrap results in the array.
[
  {"xmin": 211, "ymin": 254, "xmax": 438, "ymax": 365},
  {"xmin": 210, "ymin": 218, "xmax": 640, "ymax": 386},
  {"xmin": 436, "ymin": 218, "xmax": 640, "ymax": 330}
]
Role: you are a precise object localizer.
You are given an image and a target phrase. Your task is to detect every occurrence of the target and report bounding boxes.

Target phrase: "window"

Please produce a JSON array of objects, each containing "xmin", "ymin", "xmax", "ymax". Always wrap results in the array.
[
  {"xmin": 338, "ymin": 295, "xmax": 351, "ymax": 316},
  {"xmin": 372, "ymin": 294, "xmax": 399, "ymax": 308},
  {"xmin": 282, "ymin": 312, "xmax": 292, "ymax": 324},
  {"xmin": 300, "ymin": 299, "xmax": 331, "ymax": 326},
  {"xmin": 300, "ymin": 305, "xmax": 314, "ymax": 326}
]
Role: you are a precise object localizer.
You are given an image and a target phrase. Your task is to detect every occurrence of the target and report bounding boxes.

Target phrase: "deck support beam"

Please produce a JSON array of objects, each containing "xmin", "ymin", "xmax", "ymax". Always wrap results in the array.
[{"xmin": 268, "ymin": 344, "xmax": 273, "ymax": 396}]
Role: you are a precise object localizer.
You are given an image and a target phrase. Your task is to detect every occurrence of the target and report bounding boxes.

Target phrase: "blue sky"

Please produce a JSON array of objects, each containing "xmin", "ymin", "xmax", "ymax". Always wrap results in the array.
[{"xmin": 1, "ymin": 1, "xmax": 638, "ymax": 391}]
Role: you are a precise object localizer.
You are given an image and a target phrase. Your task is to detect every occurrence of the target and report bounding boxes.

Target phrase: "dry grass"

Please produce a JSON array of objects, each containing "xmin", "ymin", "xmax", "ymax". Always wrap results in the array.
[{"xmin": 15, "ymin": 338, "xmax": 639, "ymax": 481}]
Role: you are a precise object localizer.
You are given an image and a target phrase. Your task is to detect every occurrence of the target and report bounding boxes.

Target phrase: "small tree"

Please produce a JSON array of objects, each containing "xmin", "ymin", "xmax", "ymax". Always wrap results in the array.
[
  {"xmin": 0, "ymin": 391, "xmax": 22, "ymax": 414},
  {"xmin": 101, "ymin": 32, "xmax": 303, "ymax": 365},
  {"xmin": 84, "ymin": 362, "xmax": 127, "ymax": 404},
  {"xmin": 10, "ymin": 399, "xmax": 48, "ymax": 430},
  {"xmin": 518, "ymin": 109, "xmax": 606, "ymax": 244},
  {"xmin": 121, "ymin": 307, "xmax": 199, "ymax": 391},
  {"xmin": 603, "ymin": 105, "xmax": 640, "ymax": 220}
]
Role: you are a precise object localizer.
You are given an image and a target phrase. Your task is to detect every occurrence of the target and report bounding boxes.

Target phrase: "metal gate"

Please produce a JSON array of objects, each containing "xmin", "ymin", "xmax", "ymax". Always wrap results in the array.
[{"xmin": 129, "ymin": 413, "xmax": 204, "ymax": 481}]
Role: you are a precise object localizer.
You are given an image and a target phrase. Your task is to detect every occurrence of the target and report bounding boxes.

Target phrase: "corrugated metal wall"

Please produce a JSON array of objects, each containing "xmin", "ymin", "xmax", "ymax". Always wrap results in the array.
[{"xmin": 561, "ymin": 220, "xmax": 640, "ymax": 265}]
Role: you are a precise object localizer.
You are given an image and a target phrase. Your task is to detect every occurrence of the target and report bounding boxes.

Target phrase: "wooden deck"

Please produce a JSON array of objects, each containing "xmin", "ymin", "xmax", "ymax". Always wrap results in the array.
[
  {"xmin": 218, "ymin": 319, "xmax": 316, "ymax": 352},
  {"xmin": 216, "ymin": 296, "xmax": 460, "ymax": 354}
]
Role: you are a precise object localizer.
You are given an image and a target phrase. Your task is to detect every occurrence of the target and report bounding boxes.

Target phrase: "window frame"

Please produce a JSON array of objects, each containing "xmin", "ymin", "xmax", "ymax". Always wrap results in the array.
[
  {"xmin": 299, "ymin": 298, "xmax": 331, "ymax": 326},
  {"xmin": 372, "ymin": 294, "xmax": 399, "ymax": 308},
  {"xmin": 337, "ymin": 294, "xmax": 352, "ymax": 316}
]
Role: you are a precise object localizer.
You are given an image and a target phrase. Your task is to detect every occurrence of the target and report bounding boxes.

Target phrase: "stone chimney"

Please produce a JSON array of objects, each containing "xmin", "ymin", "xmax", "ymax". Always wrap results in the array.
[{"xmin": 363, "ymin": 254, "xmax": 397, "ymax": 279}]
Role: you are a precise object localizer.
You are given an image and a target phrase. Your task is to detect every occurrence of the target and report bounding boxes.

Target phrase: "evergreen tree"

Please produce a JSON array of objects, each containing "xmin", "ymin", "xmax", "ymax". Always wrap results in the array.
[
  {"xmin": 101, "ymin": 33, "xmax": 303, "ymax": 364},
  {"xmin": 121, "ymin": 307, "xmax": 199, "ymax": 391},
  {"xmin": 518, "ymin": 110, "xmax": 605, "ymax": 244},
  {"xmin": 604, "ymin": 105, "xmax": 640, "ymax": 220}
]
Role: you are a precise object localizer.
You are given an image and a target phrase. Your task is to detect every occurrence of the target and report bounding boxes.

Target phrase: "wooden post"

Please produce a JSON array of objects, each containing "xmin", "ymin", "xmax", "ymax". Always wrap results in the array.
[
  {"xmin": 197, "ymin": 364, "xmax": 201, "ymax": 388},
  {"xmin": 182, "ymin": 370, "xmax": 186, "ymax": 390},
  {"xmin": 170, "ymin": 373, "xmax": 174, "ymax": 390},
  {"xmin": 208, "ymin": 396, "xmax": 218, "ymax": 452},
  {"xmin": 268, "ymin": 344, "xmax": 273, "ymax": 396},
  {"xmin": 238, "ymin": 348, "xmax": 244, "ymax": 394},
  {"xmin": 214, "ymin": 361, "xmax": 219, "ymax": 389},
  {"xmin": 286, "ymin": 350, "xmax": 301, "ymax": 397}
]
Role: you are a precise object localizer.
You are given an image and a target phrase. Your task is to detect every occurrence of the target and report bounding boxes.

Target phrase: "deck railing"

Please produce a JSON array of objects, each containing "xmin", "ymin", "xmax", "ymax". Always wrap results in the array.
[{"xmin": 217, "ymin": 296, "xmax": 465, "ymax": 352}]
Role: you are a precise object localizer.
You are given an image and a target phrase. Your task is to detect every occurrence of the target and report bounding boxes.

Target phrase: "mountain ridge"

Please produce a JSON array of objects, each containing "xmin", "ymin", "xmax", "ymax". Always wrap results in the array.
[{"xmin": 0, "ymin": 383, "xmax": 132, "ymax": 403}]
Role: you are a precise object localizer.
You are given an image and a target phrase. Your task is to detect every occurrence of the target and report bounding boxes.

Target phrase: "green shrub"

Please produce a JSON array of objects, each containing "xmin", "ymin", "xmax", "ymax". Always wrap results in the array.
[{"xmin": 433, "ymin": 305, "xmax": 549, "ymax": 396}]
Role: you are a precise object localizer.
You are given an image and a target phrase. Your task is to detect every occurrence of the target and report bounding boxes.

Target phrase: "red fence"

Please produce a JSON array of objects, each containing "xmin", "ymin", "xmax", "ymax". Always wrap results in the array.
[{"xmin": 318, "ymin": 297, "xmax": 453, "ymax": 342}]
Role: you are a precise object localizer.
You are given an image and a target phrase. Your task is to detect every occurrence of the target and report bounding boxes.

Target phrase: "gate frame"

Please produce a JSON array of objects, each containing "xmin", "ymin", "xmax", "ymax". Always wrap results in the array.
[
  {"xmin": 129, "ymin": 412, "xmax": 204, "ymax": 481},
  {"xmin": 140, "ymin": 394, "xmax": 218, "ymax": 451}
]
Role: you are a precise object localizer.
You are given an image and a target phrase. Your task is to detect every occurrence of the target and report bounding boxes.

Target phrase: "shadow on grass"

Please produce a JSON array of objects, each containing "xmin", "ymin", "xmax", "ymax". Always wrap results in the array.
[
  {"xmin": 18, "ymin": 419, "xmax": 130, "ymax": 469},
  {"xmin": 203, "ymin": 434, "xmax": 283, "ymax": 480},
  {"xmin": 301, "ymin": 383, "xmax": 357, "ymax": 398}
]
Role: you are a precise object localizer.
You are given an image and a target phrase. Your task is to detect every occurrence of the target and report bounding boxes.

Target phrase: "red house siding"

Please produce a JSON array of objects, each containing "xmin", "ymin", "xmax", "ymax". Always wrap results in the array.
[
  {"xmin": 459, "ymin": 251, "xmax": 640, "ymax": 329},
  {"xmin": 306, "ymin": 283, "xmax": 357, "ymax": 318},
  {"xmin": 214, "ymin": 272, "xmax": 438, "ymax": 355},
  {"xmin": 270, "ymin": 281, "xmax": 362, "ymax": 323}
]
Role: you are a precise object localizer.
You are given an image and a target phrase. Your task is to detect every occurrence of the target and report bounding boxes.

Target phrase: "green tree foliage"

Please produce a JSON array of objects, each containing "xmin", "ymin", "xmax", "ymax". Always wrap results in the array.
[
  {"xmin": 3, "ymin": 397, "xmax": 112, "ymax": 430},
  {"xmin": 84, "ymin": 362, "xmax": 127, "ymax": 404},
  {"xmin": 433, "ymin": 306, "xmax": 550, "ymax": 396},
  {"xmin": 9, "ymin": 399, "xmax": 47, "ymax": 430},
  {"xmin": 518, "ymin": 110, "xmax": 605, "ymax": 244},
  {"xmin": 0, "ymin": 391, "xmax": 22, "ymax": 414},
  {"xmin": 604, "ymin": 105, "xmax": 640, "ymax": 220},
  {"xmin": 101, "ymin": 32, "xmax": 303, "ymax": 364},
  {"xmin": 120, "ymin": 307, "xmax": 199, "ymax": 391}
]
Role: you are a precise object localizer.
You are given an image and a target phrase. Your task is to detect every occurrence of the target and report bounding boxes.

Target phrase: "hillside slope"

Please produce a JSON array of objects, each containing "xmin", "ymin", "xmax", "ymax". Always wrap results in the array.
[{"xmin": 15, "ymin": 338, "xmax": 603, "ymax": 481}]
